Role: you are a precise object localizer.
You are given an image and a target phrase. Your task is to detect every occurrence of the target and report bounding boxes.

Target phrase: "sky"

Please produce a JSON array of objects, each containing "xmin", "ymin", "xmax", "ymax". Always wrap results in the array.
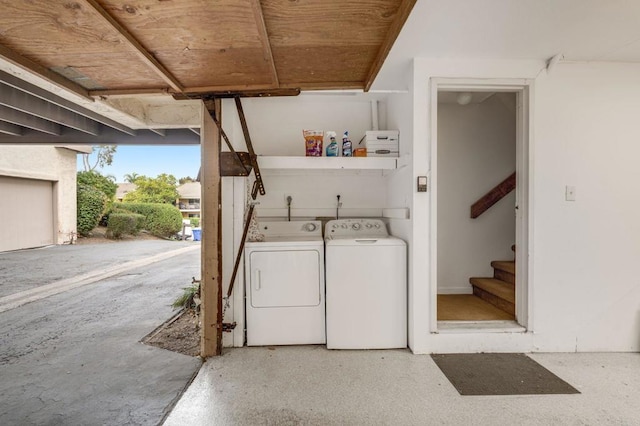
[{"xmin": 77, "ymin": 145, "xmax": 201, "ymax": 183}]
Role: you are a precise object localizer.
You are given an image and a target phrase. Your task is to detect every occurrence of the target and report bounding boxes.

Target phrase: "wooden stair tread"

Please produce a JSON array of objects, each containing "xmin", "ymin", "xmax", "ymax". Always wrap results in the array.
[
  {"xmin": 491, "ymin": 260, "xmax": 515, "ymax": 274},
  {"xmin": 469, "ymin": 277, "xmax": 515, "ymax": 304}
]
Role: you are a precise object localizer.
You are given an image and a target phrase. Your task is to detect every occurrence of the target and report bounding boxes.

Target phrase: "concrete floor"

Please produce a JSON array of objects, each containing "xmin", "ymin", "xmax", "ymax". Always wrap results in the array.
[
  {"xmin": 0, "ymin": 241, "xmax": 202, "ymax": 425},
  {"xmin": 165, "ymin": 347, "xmax": 640, "ymax": 425}
]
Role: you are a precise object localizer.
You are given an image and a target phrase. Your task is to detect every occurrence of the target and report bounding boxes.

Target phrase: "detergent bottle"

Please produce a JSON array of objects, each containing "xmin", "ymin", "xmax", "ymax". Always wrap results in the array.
[
  {"xmin": 326, "ymin": 131, "xmax": 338, "ymax": 156},
  {"xmin": 341, "ymin": 131, "xmax": 352, "ymax": 157}
]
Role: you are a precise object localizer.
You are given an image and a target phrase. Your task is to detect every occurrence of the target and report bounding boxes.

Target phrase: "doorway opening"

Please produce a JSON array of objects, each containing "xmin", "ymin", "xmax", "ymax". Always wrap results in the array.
[{"xmin": 430, "ymin": 80, "xmax": 530, "ymax": 330}]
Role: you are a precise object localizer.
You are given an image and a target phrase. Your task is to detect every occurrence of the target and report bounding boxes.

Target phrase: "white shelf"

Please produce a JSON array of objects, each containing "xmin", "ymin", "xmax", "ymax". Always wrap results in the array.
[{"xmin": 257, "ymin": 156, "xmax": 397, "ymax": 170}]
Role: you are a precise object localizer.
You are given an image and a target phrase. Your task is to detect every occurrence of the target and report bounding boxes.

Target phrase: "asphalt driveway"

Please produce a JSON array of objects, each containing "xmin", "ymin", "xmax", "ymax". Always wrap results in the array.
[{"xmin": 0, "ymin": 241, "xmax": 202, "ymax": 425}]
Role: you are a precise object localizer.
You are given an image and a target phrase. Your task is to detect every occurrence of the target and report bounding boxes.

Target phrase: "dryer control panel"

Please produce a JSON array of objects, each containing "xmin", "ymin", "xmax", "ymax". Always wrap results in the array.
[
  {"xmin": 259, "ymin": 221, "xmax": 322, "ymax": 238},
  {"xmin": 325, "ymin": 219, "xmax": 389, "ymax": 239}
]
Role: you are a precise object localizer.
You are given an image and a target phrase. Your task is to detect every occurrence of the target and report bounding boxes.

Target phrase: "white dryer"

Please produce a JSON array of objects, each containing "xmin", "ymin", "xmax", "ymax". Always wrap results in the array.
[
  {"xmin": 244, "ymin": 221, "xmax": 325, "ymax": 346},
  {"xmin": 325, "ymin": 219, "xmax": 407, "ymax": 349}
]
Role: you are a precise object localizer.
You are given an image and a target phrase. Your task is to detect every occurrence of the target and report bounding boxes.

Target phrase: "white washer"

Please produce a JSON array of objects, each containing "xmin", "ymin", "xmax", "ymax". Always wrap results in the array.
[
  {"xmin": 245, "ymin": 221, "xmax": 325, "ymax": 346},
  {"xmin": 325, "ymin": 219, "xmax": 407, "ymax": 349}
]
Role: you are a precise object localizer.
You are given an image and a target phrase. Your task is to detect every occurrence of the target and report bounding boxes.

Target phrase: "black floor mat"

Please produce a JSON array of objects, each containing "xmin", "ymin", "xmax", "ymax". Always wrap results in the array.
[{"xmin": 431, "ymin": 353, "xmax": 580, "ymax": 396}]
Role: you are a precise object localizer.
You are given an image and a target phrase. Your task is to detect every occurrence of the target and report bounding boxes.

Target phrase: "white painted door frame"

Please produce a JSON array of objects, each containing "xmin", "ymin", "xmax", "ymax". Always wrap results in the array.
[{"xmin": 428, "ymin": 78, "xmax": 533, "ymax": 331}]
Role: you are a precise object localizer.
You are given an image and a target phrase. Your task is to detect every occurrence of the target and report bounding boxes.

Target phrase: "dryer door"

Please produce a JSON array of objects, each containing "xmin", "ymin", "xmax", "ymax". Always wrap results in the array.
[{"xmin": 249, "ymin": 250, "xmax": 321, "ymax": 308}]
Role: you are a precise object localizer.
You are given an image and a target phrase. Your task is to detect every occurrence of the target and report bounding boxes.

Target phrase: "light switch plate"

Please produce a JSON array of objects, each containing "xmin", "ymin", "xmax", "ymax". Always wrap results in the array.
[
  {"xmin": 565, "ymin": 186, "xmax": 576, "ymax": 201},
  {"xmin": 417, "ymin": 176, "xmax": 427, "ymax": 192}
]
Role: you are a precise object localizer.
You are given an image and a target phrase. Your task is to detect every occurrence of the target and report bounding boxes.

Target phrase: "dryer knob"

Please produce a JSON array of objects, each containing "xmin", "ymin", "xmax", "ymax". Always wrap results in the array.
[
  {"xmin": 332, "ymin": 224, "xmax": 339, "ymax": 229},
  {"xmin": 365, "ymin": 223, "xmax": 373, "ymax": 229},
  {"xmin": 374, "ymin": 223, "xmax": 381, "ymax": 228},
  {"xmin": 304, "ymin": 223, "xmax": 317, "ymax": 232},
  {"xmin": 352, "ymin": 223, "xmax": 361, "ymax": 230},
  {"xmin": 341, "ymin": 223, "xmax": 348, "ymax": 229}
]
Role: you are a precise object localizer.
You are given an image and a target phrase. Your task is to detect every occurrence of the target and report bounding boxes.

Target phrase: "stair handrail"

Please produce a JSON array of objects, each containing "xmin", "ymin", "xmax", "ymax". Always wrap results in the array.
[{"xmin": 470, "ymin": 172, "xmax": 516, "ymax": 219}]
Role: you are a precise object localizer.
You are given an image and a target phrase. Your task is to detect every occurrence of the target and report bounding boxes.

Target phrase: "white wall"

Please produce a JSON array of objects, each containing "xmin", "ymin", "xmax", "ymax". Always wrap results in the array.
[
  {"xmin": 233, "ymin": 95, "xmax": 384, "ymax": 156},
  {"xmin": 437, "ymin": 95, "xmax": 516, "ymax": 293},
  {"xmin": 532, "ymin": 62, "xmax": 640, "ymax": 352},
  {"xmin": 222, "ymin": 95, "xmax": 392, "ymax": 219},
  {"xmin": 405, "ymin": 58, "xmax": 640, "ymax": 353},
  {"xmin": 385, "ymin": 90, "xmax": 415, "ymax": 347},
  {"xmin": 0, "ymin": 145, "xmax": 82, "ymax": 245}
]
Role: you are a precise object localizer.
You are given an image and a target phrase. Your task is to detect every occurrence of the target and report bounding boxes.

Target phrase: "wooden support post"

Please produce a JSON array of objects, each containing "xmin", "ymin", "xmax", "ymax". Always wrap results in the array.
[{"xmin": 200, "ymin": 98, "xmax": 222, "ymax": 357}]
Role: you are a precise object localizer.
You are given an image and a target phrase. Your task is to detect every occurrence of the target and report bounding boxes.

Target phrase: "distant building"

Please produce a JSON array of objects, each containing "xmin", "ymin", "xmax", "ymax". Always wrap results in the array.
[
  {"xmin": 115, "ymin": 181, "xmax": 200, "ymax": 221},
  {"xmin": 115, "ymin": 182, "xmax": 137, "ymax": 202},
  {"xmin": 177, "ymin": 182, "xmax": 200, "ymax": 220},
  {"xmin": 0, "ymin": 145, "xmax": 91, "ymax": 252}
]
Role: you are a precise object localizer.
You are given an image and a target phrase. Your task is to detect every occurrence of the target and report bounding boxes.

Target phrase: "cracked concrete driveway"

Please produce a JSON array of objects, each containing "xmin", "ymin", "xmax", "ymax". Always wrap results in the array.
[{"xmin": 0, "ymin": 240, "xmax": 203, "ymax": 426}]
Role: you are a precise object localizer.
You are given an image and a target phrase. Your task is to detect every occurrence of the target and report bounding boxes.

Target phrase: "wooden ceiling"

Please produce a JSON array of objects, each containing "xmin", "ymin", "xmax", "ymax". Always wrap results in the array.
[{"xmin": 0, "ymin": 0, "xmax": 416, "ymax": 98}]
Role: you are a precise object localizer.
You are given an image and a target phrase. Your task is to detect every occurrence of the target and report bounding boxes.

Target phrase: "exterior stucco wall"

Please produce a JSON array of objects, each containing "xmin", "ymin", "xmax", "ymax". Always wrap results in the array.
[{"xmin": 0, "ymin": 145, "xmax": 84, "ymax": 245}]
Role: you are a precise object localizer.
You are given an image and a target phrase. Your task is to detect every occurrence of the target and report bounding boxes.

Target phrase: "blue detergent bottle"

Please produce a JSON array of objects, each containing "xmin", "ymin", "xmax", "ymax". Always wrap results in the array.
[{"xmin": 326, "ymin": 131, "xmax": 338, "ymax": 156}]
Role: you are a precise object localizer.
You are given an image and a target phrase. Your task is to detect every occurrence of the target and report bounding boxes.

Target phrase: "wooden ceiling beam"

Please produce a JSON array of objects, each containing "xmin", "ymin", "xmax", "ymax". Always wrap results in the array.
[
  {"xmin": 0, "ymin": 44, "xmax": 93, "ymax": 102},
  {"xmin": 280, "ymin": 81, "xmax": 364, "ymax": 91},
  {"xmin": 83, "ymin": 0, "xmax": 185, "ymax": 93},
  {"xmin": 195, "ymin": 88, "xmax": 300, "ymax": 99},
  {"xmin": 182, "ymin": 84, "xmax": 278, "ymax": 95},
  {"xmin": 90, "ymin": 88, "xmax": 171, "ymax": 98},
  {"xmin": 250, "ymin": 0, "xmax": 279, "ymax": 87},
  {"xmin": 364, "ymin": 0, "xmax": 417, "ymax": 92}
]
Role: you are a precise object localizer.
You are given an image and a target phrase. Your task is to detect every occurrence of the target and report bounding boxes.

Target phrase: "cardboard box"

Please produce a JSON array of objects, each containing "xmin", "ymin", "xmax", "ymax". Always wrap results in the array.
[{"xmin": 365, "ymin": 130, "xmax": 399, "ymax": 157}]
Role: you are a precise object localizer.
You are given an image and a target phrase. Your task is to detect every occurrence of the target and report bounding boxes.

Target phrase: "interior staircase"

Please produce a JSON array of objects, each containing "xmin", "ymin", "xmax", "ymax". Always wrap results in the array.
[{"xmin": 469, "ymin": 249, "xmax": 515, "ymax": 316}]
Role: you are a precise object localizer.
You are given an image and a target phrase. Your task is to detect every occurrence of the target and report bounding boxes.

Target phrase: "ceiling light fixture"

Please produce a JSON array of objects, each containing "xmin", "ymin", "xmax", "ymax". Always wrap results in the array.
[{"xmin": 456, "ymin": 92, "xmax": 473, "ymax": 105}]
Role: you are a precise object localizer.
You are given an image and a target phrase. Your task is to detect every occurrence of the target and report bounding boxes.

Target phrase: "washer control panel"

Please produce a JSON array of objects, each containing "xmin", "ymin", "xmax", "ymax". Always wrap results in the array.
[{"xmin": 325, "ymin": 219, "xmax": 388, "ymax": 238}]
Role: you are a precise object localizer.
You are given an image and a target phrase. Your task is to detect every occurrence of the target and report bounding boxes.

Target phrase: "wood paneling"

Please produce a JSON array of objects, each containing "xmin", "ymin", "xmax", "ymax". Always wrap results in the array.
[
  {"xmin": 0, "ymin": 0, "xmax": 413, "ymax": 94},
  {"xmin": 365, "ymin": 0, "xmax": 417, "ymax": 91},
  {"xmin": 98, "ymin": 0, "xmax": 263, "ymax": 49},
  {"xmin": 262, "ymin": 0, "xmax": 398, "ymax": 46},
  {"xmin": 274, "ymin": 45, "xmax": 379, "ymax": 86},
  {"xmin": 33, "ymin": 52, "xmax": 167, "ymax": 89},
  {"xmin": 85, "ymin": 0, "xmax": 184, "ymax": 92},
  {"xmin": 0, "ymin": 1, "xmax": 167, "ymax": 89},
  {"xmin": 154, "ymin": 48, "xmax": 275, "ymax": 88}
]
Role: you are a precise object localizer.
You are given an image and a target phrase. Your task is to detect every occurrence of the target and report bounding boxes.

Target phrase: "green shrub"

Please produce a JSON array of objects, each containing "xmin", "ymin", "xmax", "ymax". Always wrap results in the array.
[
  {"xmin": 77, "ymin": 171, "xmax": 117, "ymax": 200},
  {"xmin": 172, "ymin": 281, "xmax": 200, "ymax": 311},
  {"xmin": 106, "ymin": 213, "xmax": 144, "ymax": 239},
  {"xmin": 77, "ymin": 184, "xmax": 107, "ymax": 236},
  {"xmin": 118, "ymin": 203, "xmax": 182, "ymax": 238},
  {"xmin": 189, "ymin": 217, "xmax": 200, "ymax": 228}
]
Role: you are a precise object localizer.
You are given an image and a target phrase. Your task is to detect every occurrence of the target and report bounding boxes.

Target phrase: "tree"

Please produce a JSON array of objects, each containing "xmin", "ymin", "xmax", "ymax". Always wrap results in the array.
[
  {"xmin": 179, "ymin": 176, "xmax": 195, "ymax": 185},
  {"xmin": 76, "ymin": 171, "xmax": 116, "ymax": 234},
  {"xmin": 122, "ymin": 174, "xmax": 180, "ymax": 205},
  {"xmin": 82, "ymin": 145, "xmax": 117, "ymax": 172},
  {"xmin": 123, "ymin": 172, "xmax": 140, "ymax": 183},
  {"xmin": 76, "ymin": 184, "xmax": 107, "ymax": 236},
  {"xmin": 77, "ymin": 171, "xmax": 118, "ymax": 201}
]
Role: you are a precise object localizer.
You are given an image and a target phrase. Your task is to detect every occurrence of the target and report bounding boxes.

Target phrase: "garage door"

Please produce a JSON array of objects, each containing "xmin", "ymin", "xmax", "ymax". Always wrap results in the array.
[{"xmin": 0, "ymin": 176, "xmax": 54, "ymax": 252}]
